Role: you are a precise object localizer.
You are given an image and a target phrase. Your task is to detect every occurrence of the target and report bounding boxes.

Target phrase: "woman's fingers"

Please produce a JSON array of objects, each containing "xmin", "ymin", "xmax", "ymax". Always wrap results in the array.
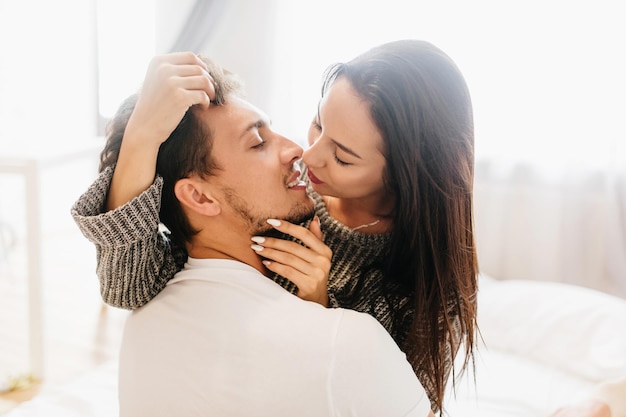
[
  {"xmin": 308, "ymin": 215, "xmax": 323, "ymax": 241},
  {"xmin": 250, "ymin": 238, "xmax": 330, "ymax": 277},
  {"xmin": 251, "ymin": 218, "xmax": 331, "ymax": 306},
  {"xmin": 265, "ymin": 218, "xmax": 332, "ymax": 259},
  {"xmin": 254, "ymin": 246, "xmax": 324, "ymax": 284},
  {"xmin": 156, "ymin": 62, "xmax": 215, "ymax": 107},
  {"xmin": 262, "ymin": 260, "xmax": 329, "ymax": 307},
  {"xmin": 151, "ymin": 51, "xmax": 206, "ymax": 66},
  {"xmin": 125, "ymin": 52, "xmax": 216, "ymax": 146},
  {"xmin": 253, "ymin": 219, "xmax": 331, "ymax": 265}
]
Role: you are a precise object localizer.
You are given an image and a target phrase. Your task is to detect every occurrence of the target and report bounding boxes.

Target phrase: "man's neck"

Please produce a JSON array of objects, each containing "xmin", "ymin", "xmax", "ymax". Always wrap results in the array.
[{"xmin": 186, "ymin": 242, "xmax": 267, "ymax": 277}]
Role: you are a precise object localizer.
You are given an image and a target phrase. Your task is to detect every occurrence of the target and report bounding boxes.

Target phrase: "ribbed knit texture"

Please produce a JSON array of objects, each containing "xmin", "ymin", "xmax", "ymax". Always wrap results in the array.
[
  {"xmin": 71, "ymin": 167, "xmax": 456, "ymax": 411},
  {"xmin": 70, "ymin": 167, "xmax": 182, "ymax": 309}
]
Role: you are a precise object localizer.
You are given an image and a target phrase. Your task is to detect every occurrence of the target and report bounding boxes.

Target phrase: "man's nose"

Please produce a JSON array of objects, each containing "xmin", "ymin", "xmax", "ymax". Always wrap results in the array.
[{"xmin": 279, "ymin": 135, "xmax": 303, "ymax": 166}]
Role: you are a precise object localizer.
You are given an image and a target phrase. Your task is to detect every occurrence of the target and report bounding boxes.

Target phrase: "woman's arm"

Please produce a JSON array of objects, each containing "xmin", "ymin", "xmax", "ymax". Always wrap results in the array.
[
  {"xmin": 70, "ymin": 52, "xmax": 215, "ymax": 309},
  {"xmin": 107, "ymin": 52, "xmax": 214, "ymax": 210},
  {"xmin": 71, "ymin": 166, "xmax": 183, "ymax": 309}
]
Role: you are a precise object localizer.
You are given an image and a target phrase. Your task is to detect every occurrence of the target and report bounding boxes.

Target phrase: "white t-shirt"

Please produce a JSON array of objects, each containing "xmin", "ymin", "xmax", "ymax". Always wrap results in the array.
[{"xmin": 119, "ymin": 258, "xmax": 430, "ymax": 417}]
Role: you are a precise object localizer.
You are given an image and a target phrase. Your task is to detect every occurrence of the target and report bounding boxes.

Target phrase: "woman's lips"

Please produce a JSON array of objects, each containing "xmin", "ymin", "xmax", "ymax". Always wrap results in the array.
[{"xmin": 307, "ymin": 169, "xmax": 324, "ymax": 185}]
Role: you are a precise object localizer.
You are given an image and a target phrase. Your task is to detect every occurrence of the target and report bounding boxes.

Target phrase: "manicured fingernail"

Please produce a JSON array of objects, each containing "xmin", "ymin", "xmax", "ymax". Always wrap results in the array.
[
  {"xmin": 267, "ymin": 219, "xmax": 281, "ymax": 227},
  {"xmin": 251, "ymin": 244, "xmax": 264, "ymax": 252},
  {"xmin": 251, "ymin": 236, "xmax": 265, "ymax": 243},
  {"xmin": 262, "ymin": 260, "xmax": 271, "ymax": 267}
]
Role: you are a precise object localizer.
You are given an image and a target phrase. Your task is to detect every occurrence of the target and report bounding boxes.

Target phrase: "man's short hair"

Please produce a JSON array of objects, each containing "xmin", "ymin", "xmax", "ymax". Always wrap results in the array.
[{"xmin": 99, "ymin": 55, "xmax": 245, "ymax": 244}]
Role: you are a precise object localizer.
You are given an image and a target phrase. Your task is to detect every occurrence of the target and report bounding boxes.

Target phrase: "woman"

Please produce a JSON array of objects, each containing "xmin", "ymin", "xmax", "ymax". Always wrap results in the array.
[
  {"xmin": 73, "ymin": 40, "xmax": 477, "ymax": 413},
  {"xmin": 262, "ymin": 40, "xmax": 478, "ymax": 412}
]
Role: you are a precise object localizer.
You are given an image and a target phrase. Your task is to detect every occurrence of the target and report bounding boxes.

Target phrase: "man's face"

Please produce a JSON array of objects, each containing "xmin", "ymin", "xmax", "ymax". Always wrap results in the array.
[{"xmin": 196, "ymin": 96, "xmax": 314, "ymax": 234}]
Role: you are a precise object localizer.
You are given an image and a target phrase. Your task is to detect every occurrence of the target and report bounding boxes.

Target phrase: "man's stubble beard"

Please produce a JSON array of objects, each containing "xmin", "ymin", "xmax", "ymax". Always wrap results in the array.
[{"xmin": 221, "ymin": 186, "xmax": 315, "ymax": 236}]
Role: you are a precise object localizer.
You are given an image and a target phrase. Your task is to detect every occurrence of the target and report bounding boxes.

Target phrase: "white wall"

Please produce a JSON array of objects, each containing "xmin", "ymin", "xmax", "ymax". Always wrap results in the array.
[{"xmin": 0, "ymin": 0, "xmax": 98, "ymax": 146}]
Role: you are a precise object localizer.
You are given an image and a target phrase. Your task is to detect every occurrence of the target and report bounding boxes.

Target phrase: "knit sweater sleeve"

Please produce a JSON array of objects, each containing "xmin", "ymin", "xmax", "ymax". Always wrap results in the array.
[{"xmin": 70, "ymin": 166, "xmax": 182, "ymax": 310}]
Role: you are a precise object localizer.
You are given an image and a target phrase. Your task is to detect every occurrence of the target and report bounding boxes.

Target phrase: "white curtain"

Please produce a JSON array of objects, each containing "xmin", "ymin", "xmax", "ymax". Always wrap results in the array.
[
  {"xmin": 474, "ymin": 161, "xmax": 626, "ymax": 298},
  {"xmin": 167, "ymin": 0, "xmax": 227, "ymax": 53}
]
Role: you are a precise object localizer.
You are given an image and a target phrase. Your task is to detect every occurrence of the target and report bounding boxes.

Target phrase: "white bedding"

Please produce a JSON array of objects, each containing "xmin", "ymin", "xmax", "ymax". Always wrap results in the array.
[
  {"xmin": 445, "ymin": 275, "xmax": 626, "ymax": 417},
  {"xmin": 6, "ymin": 275, "xmax": 626, "ymax": 417}
]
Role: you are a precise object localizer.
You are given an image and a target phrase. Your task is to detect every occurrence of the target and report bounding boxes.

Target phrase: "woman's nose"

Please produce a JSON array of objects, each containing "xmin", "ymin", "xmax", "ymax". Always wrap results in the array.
[{"xmin": 302, "ymin": 139, "xmax": 322, "ymax": 168}]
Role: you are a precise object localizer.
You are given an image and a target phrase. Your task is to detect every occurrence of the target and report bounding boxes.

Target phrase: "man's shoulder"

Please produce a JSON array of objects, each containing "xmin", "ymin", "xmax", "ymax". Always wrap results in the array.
[
  {"xmin": 329, "ymin": 308, "xmax": 430, "ymax": 416},
  {"xmin": 333, "ymin": 307, "xmax": 394, "ymax": 344}
]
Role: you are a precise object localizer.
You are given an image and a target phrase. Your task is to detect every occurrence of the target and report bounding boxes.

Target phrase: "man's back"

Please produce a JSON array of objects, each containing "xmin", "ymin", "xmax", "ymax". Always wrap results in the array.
[{"xmin": 119, "ymin": 258, "xmax": 430, "ymax": 417}]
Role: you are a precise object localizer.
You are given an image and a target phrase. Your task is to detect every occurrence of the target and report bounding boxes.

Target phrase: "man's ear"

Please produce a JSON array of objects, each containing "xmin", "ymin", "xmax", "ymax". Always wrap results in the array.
[{"xmin": 174, "ymin": 177, "xmax": 221, "ymax": 217}]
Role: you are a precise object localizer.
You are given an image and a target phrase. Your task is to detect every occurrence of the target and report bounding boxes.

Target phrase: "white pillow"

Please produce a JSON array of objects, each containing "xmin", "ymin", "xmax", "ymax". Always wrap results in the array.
[{"xmin": 477, "ymin": 274, "xmax": 626, "ymax": 382}]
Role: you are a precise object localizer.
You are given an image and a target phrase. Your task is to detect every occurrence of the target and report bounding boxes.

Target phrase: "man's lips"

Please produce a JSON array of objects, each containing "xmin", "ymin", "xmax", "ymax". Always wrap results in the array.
[
  {"xmin": 286, "ymin": 171, "xmax": 306, "ymax": 189},
  {"xmin": 307, "ymin": 169, "xmax": 324, "ymax": 185}
]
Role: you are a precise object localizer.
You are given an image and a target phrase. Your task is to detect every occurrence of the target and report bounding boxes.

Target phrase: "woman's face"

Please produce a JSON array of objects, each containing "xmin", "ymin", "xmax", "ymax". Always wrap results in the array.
[{"xmin": 302, "ymin": 78, "xmax": 388, "ymax": 202}]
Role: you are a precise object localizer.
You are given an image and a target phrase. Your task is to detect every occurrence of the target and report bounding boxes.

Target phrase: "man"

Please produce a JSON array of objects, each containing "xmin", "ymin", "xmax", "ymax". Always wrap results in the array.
[{"xmin": 72, "ymin": 53, "xmax": 434, "ymax": 417}]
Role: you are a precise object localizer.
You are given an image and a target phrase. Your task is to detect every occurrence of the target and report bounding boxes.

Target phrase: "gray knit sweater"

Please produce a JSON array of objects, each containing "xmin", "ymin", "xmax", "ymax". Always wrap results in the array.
[{"xmin": 71, "ymin": 166, "xmax": 455, "ymax": 410}]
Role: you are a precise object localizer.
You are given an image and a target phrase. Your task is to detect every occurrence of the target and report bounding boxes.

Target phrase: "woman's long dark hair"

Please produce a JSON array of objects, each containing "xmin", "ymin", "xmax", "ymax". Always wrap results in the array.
[{"xmin": 322, "ymin": 39, "xmax": 478, "ymax": 412}]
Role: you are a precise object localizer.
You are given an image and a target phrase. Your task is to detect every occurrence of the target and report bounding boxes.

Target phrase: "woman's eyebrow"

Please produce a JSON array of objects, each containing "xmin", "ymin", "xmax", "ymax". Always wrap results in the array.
[
  {"xmin": 331, "ymin": 139, "xmax": 362, "ymax": 159},
  {"xmin": 317, "ymin": 100, "xmax": 362, "ymax": 159}
]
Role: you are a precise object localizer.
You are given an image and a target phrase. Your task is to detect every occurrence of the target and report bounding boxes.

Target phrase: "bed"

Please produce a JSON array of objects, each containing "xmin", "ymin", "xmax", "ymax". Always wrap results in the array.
[
  {"xmin": 5, "ymin": 274, "xmax": 626, "ymax": 417},
  {"xmin": 444, "ymin": 275, "xmax": 626, "ymax": 416}
]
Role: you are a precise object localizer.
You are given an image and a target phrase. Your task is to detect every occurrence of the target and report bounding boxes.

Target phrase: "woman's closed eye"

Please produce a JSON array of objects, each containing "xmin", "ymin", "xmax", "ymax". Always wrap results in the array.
[
  {"xmin": 310, "ymin": 117, "xmax": 351, "ymax": 166},
  {"xmin": 333, "ymin": 152, "xmax": 350, "ymax": 166}
]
